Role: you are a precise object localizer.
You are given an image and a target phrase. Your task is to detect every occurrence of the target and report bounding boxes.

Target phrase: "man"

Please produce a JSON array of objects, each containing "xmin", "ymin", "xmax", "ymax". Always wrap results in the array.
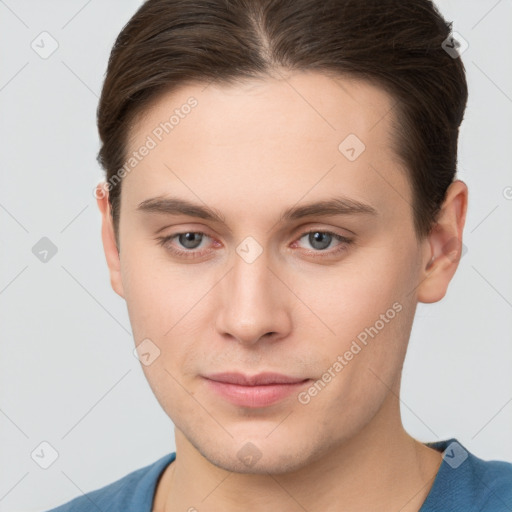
[{"xmin": 46, "ymin": 0, "xmax": 512, "ymax": 510}]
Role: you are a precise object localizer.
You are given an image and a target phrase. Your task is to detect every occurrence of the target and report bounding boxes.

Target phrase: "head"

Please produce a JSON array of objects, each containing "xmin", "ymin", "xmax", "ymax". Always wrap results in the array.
[{"xmin": 96, "ymin": 0, "xmax": 468, "ymax": 473}]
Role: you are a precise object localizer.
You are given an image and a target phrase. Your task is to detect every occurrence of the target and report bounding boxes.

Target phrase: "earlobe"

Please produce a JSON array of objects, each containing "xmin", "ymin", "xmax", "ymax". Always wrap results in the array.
[
  {"xmin": 417, "ymin": 179, "xmax": 468, "ymax": 304},
  {"xmin": 95, "ymin": 182, "xmax": 125, "ymax": 299}
]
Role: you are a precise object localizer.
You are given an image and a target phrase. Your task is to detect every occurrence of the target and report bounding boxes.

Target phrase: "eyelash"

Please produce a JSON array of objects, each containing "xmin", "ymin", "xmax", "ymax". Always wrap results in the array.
[{"xmin": 155, "ymin": 229, "xmax": 353, "ymax": 260}]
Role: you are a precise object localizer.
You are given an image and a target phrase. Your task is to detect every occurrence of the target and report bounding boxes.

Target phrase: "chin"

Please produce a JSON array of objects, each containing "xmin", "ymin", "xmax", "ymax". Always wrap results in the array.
[
  {"xmin": 203, "ymin": 447, "xmax": 312, "ymax": 475},
  {"xmin": 189, "ymin": 430, "xmax": 325, "ymax": 476}
]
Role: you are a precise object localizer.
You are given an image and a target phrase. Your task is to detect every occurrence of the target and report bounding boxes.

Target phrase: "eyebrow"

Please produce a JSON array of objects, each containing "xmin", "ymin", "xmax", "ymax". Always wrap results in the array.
[{"xmin": 136, "ymin": 195, "xmax": 378, "ymax": 225}]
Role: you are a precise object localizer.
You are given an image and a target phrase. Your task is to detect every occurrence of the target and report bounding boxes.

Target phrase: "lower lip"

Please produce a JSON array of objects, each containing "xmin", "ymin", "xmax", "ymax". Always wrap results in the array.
[{"xmin": 203, "ymin": 378, "xmax": 311, "ymax": 408}]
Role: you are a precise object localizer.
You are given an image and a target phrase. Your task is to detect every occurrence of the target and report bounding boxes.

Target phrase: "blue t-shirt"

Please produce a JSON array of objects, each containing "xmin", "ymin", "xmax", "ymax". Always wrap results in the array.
[{"xmin": 43, "ymin": 438, "xmax": 512, "ymax": 511}]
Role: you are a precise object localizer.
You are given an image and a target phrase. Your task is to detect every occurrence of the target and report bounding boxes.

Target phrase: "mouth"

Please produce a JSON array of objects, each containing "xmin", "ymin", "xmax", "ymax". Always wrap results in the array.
[{"xmin": 201, "ymin": 372, "xmax": 312, "ymax": 408}]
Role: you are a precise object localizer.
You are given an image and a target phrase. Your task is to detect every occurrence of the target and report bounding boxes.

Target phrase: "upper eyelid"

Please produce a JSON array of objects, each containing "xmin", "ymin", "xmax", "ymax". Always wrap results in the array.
[{"xmin": 158, "ymin": 221, "xmax": 353, "ymax": 238}]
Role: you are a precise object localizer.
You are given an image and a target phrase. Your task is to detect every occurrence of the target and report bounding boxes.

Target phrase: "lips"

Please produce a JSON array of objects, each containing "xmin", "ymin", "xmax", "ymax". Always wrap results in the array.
[
  {"xmin": 204, "ymin": 372, "xmax": 309, "ymax": 386},
  {"xmin": 202, "ymin": 372, "xmax": 311, "ymax": 408}
]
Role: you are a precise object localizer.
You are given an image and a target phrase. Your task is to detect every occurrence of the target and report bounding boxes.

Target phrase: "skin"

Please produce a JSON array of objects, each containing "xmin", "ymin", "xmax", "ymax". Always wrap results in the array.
[{"xmin": 96, "ymin": 70, "xmax": 467, "ymax": 511}]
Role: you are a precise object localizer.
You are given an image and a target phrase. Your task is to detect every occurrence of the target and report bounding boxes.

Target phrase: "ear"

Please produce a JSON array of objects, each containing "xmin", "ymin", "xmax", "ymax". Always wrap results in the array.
[
  {"xmin": 417, "ymin": 179, "xmax": 468, "ymax": 303},
  {"xmin": 95, "ymin": 182, "xmax": 125, "ymax": 299}
]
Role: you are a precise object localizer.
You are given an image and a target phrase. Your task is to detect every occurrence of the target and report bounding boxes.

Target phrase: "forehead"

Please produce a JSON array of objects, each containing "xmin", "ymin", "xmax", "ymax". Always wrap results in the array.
[
  {"xmin": 129, "ymin": 70, "xmax": 397, "ymax": 149},
  {"xmin": 122, "ymin": 71, "xmax": 410, "ymax": 226}
]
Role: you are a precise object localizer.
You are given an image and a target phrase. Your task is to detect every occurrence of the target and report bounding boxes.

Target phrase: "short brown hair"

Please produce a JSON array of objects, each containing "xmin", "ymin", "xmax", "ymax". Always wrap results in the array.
[{"xmin": 97, "ymin": 0, "xmax": 468, "ymax": 248}]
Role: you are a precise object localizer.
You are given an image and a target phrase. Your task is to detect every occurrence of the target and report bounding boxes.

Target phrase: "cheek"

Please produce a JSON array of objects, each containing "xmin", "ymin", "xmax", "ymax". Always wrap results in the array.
[
  {"xmin": 120, "ymin": 242, "xmax": 214, "ymax": 392},
  {"xmin": 120, "ymin": 238, "xmax": 205, "ymax": 341},
  {"xmin": 295, "ymin": 241, "xmax": 420, "ymax": 391},
  {"xmin": 296, "ymin": 243, "xmax": 418, "ymax": 341},
  {"xmin": 291, "ymin": 269, "xmax": 417, "ymax": 438}
]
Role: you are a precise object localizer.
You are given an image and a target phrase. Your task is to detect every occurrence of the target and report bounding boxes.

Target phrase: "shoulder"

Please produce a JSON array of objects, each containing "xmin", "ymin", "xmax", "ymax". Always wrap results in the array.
[
  {"xmin": 422, "ymin": 438, "xmax": 512, "ymax": 512},
  {"xmin": 42, "ymin": 452, "xmax": 176, "ymax": 512},
  {"xmin": 470, "ymin": 453, "xmax": 512, "ymax": 510}
]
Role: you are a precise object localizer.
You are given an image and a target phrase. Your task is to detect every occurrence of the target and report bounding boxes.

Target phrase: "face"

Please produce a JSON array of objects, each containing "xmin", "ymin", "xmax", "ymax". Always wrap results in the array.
[{"xmin": 100, "ymin": 71, "xmax": 437, "ymax": 473}]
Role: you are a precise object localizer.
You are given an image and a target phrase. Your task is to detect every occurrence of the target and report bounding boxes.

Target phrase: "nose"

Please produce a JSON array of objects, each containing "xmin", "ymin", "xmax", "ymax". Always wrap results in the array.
[{"xmin": 215, "ymin": 248, "xmax": 292, "ymax": 347}]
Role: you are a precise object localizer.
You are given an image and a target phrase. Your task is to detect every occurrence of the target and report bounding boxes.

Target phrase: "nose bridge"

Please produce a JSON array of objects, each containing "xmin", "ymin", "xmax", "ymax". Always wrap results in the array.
[
  {"xmin": 215, "ymin": 237, "xmax": 291, "ymax": 344},
  {"xmin": 230, "ymin": 240, "xmax": 275, "ymax": 314}
]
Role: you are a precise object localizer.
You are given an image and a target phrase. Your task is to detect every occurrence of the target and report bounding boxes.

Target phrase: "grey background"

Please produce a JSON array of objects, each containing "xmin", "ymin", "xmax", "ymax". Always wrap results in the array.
[{"xmin": 1, "ymin": 1, "xmax": 511, "ymax": 510}]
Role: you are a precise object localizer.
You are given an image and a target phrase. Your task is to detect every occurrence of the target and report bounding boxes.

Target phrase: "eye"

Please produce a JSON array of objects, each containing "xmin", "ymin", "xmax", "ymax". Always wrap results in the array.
[
  {"xmin": 292, "ymin": 230, "xmax": 352, "ymax": 258},
  {"xmin": 156, "ymin": 231, "xmax": 214, "ymax": 259},
  {"xmin": 155, "ymin": 229, "xmax": 353, "ymax": 260}
]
